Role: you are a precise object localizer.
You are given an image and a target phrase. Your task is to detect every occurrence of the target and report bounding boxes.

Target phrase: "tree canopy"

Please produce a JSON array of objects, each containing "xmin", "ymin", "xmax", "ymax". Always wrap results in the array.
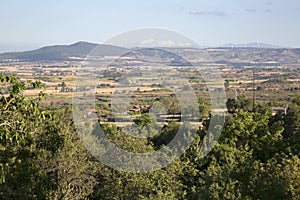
[{"xmin": 1, "ymin": 74, "xmax": 299, "ymax": 199}]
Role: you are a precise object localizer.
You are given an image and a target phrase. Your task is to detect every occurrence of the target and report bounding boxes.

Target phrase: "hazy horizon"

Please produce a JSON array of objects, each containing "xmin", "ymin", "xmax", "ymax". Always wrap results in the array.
[
  {"xmin": 1, "ymin": 0, "xmax": 300, "ymax": 52},
  {"xmin": 0, "ymin": 40, "xmax": 295, "ymax": 54}
]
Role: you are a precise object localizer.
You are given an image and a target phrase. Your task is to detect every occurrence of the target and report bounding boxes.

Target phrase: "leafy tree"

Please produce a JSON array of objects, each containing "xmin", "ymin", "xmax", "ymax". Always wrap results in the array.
[
  {"xmin": 198, "ymin": 96, "xmax": 210, "ymax": 119},
  {"xmin": 226, "ymin": 95, "xmax": 254, "ymax": 113},
  {"xmin": 249, "ymin": 154, "xmax": 300, "ymax": 199},
  {"xmin": 0, "ymin": 75, "xmax": 97, "ymax": 199},
  {"xmin": 1, "ymin": 74, "xmax": 300, "ymax": 199},
  {"xmin": 285, "ymin": 93, "xmax": 300, "ymax": 154},
  {"xmin": 0, "ymin": 74, "xmax": 51, "ymax": 199},
  {"xmin": 134, "ymin": 113, "xmax": 158, "ymax": 137},
  {"xmin": 150, "ymin": 122, "xmax": 179, "ymax": 149}
]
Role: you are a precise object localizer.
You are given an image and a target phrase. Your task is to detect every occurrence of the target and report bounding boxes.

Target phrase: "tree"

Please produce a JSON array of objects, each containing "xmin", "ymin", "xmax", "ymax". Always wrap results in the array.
[
  {"xmin": 1, "ymin": 74, "xmax": 300, "ymax": 199},
  {"xmin": 198, "ymin": 96, "xmax": 210, "ymax": 119},
  {"xmin": 284, "ymin": 93, "xmax": 300, "ymax": 154},
  {"xmin": 0, "ymin": 75, "xmax": 98, "ymax": 199},
  {"xmin": 0, "ymin": 74, "xmax": 52, "ymax": 199},
  {"xmin": 133, "ymin": 113, "xmax": 157, "ymax": 137},
  {"xmin": 249, "ymin": 154, "xmax": 300, "ymax": 199},
  {"xmin": 224, "ymin": 79, "xmax": 230, "ymax": 90},
  {"xmin": 60, "ymin": 81, "xmax": 66, "ymax": 92}
]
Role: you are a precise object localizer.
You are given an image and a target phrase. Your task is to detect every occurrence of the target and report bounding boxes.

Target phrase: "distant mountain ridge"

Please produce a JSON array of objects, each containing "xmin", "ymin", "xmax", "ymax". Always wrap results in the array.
[
  {"xmin": 0, "ymin": 41, "xmax": 128, "ymax": 62},
  {"xmin": 217, "ymin": 42, "xmax": 286, "ymax": 49},
  {"xmin": 0, "ymin": 41, "xmax": 297, "ymax": 63}
]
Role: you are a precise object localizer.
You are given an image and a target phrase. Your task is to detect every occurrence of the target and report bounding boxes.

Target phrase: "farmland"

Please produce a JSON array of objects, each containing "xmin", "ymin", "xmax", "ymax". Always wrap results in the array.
[
  {"xmin": 0, "ymin": 47, "xmax": 299, "ymax": 109},
  {"xmin": 1, "ymin": 46, "xmax": 300, "ymax": 199}
]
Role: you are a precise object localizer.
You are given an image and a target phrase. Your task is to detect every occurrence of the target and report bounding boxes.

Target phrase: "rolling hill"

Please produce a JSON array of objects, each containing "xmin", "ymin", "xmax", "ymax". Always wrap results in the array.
[
  {"xmin": 0, "ymin": 41, "xmax": 128, "ymax": 62},
  {"xmin": 0, "ymin": 41, "xmax": 299, "ymax": 65}
]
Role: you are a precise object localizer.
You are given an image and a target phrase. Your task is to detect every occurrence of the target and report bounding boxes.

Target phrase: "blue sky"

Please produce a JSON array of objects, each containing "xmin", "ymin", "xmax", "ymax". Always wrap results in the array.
[{"xmin": 1, "ymin": 0, "xmax": 300, "ymax": 52}]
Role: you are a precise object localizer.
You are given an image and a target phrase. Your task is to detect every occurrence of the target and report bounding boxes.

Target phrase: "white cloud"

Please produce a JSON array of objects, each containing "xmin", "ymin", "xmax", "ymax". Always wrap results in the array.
[
  {"xmin": 265, "ymin": 1, "xmax": 273, "ymax": 5},
  {"xmin": 139, "ymin": 38, "xmax": 194, "ymax": 48},
  {"xmin": 245, "ymin": 9, "xmax": 257, "ymax": 12},
  {"xmin": 189, "ymin": 10, "xmax": 227, "ymax": 17}
]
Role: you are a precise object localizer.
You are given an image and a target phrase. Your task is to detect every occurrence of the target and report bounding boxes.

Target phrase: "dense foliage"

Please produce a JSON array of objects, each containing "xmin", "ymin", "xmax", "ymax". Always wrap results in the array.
[{"xmin": 1, "ymin": 75, "xmax": 299, "ymax": 199}]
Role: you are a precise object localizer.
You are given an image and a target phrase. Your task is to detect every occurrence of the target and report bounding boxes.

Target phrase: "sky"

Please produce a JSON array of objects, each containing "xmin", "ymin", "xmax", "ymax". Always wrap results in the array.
[{"xmin": 1, "ymin": 0, "xmax": 300, "ymax": 52}]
